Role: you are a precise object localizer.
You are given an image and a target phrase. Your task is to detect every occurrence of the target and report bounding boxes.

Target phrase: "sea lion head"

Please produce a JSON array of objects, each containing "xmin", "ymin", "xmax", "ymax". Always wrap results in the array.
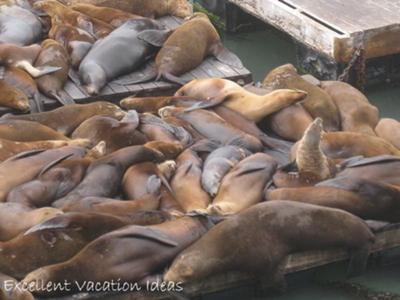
[
  {"xmin": 158, "ymin": 106, "xmax": 183, "ymax": 119},
  {"xmin": 263, "ymin": 63, "xmax": 298, "ymax": 89},
  {"xmin": 169, "ymin": 0, "xmax": 193, "ymax": 18},
  {"xmin": 80, "ymin": 62, "xmax": 107, "ymax": 96},
  {"xmin": 303, "ymin": 117, "xmax": 324, "ymax": 146},
  {"xmin": 29, "ymin": 207, "xmax": 64, "ymax": 227},
  {"xmin": 33, "ymin": 0, "xmax": 62, "ymax": 14},
  {"xmin": 145, "ymin": 141, "xmax": 183, "ymax": 160},
  {"xmin": 92, "ymin": 101, "xmax": 126, "ymax": 120},
  {"xmin": 3, "ymin": 85, "xmax": 30, "ymax": 112}
]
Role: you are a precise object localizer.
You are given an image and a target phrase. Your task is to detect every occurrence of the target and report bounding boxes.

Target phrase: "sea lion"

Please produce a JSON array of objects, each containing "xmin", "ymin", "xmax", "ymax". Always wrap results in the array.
[
  {"xmin": 0, "ymin": 81, "xmax": 29, "ymax": 112},
  {"xmin": 62, "ymin": 0, "xmax": 193, "ymax": 18},
  {"xmin": 35, "ymin": 39, "xmax": 74, "ymax": 106},
  {"xmin": 321, "ymin": 81, "xmax": 379, "ymax": 135},
  {"xmin": 175, "ymin": 78, "xmax": 308, "ymax": 123},
  {"xmin": 144, "ymin": 140, "xmax": 184, "ymax": 160},
  {"xmin": 130, "ymin": 13, "xmax": 242, "ymax": 85},
  {"xmin": 0, "ymin": 203, "xmax": 62, "ymax": 241},
  {"xmin": 0, "ymin": 272, "xmax": 35, "ymax": 300},
  {"xmin": 375, "ymin": 118, "xmax": 400, "ymax": 149},
  {"xmin": 2, "ymin": 101, "xmax": 126, "ymax": 136},
  {"xmin": 207, "ymin": 153, "xmax": 277, "ymax": 216},
  {"xmin": 78, "ymin": 18, "xmax": 165, "ymax": 95},
  {"xmin": 171, "ymin": 149, "xmax": 211, "ymax": 212},
  {"xmin": 160, "ymin": 107, "xmax": 263, "ymax": 152},
  {"xmin": 71, "ymin": 111, "xmax": 147, "ymax": 154},
  {"xmin": 49, "ymin": 23, "xmax": 95, "ymax": 69},
  {"xmin": 0, "ymin": 146, "xmax": 87, "ymax": 202},
  {"xmin": 52, "ymin": 145, "xmax": 164, "ymax": 209},
  {"xmin": 23, "ymin": 215, "xmax": 214, "ymax": 297},
  {"xmin": 262, "ymin": 64, "xmax": 340, "ymax": 131},
  {"xmin": 33, "ymin": 0, "xmax": 113, "ymax": 39},
  {"xmin": 165, "ymin": 201, "xmax": 375, "ymax": 285},
  {"xmin": 70, "ymin": 3, "xmax": 142, "ymax": 27}
]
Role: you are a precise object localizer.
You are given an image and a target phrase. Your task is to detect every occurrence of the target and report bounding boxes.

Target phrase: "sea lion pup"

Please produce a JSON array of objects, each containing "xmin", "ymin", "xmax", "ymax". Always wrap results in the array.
[
  {"xmin": 62, "ymin": 0, "xmax": 193, "ymax": 19},
  {"xmin": 33, "ymin": 0, "xmax": 113, "ymax": 39},
  {"xmin": 52, "ymin": 144, "xmax": 165, "ymax": 209},
  {"xmin": 0, "ymin": 212, "xmax": 164, "ymax": 279},
  {"xmin": 0, "ymin": 203, "xmax": 62, "ymax": 241},
  {"xmin": 49, "ymin": 24, "xmax": 95, "ymax": 69},
  {"xmin": 70, "ymin": 4, "xmax": 142, "ymax": 28},
  {"xmin": 262, "ymin": 64, "xmax": 340, "ymax": 131},
  {"xmin": 165, "ymin": 201, "xmax": 375, "ymax": 286},
  {"xmin": 175, "ymin": 78, "xmax": 308, "ymax": 123},
  {"xmin": 71, "ymin": 111, "xmax": 147, "ymax": 154},
  {"xmin": 23, "ymin": 215, "xmax": 215, "ymax": 297},
  {"xmin": 128, "ymin": 13, "xmax": 242, "ymax": 85},
  {"xmin": 0, "ymin": 146, "xmax": 87, "ymax": 202},
  {"xmin": 171, "ymin": 149, "xmax": 211, "ymax": 213},
  {"xmin": 207, "ymin": 153, "xmax": 277, "ymax": 216},
  {"xmin": 2, "ymin": 101, "xmax": 126, "ymax": 136},
  {"xmin": 0, "ymin": 81, "xmax": 29, "ymax": 112},
  {"xmin": 6, "ymin": 142, "xmax": 105, "ymax": 208},
  {"xmin": 35, "ymin": 39, "xmax": 74, "ymax": 106},
  {"xmin": 159, "ymin": 106, "xmax": 263, "ymax": 153},
  {"xmin": 375, "ymin": 118, "xmax": 400, "ymax": 149},
  {"xmin": 321, "ymin": 81, "xmax": 379, "ymax": 135},
  {"xmin": 1, "ymin": 272, "xmax": 35, "ymax": 300},
  {"xmin": 0, "ymin": 44, "xmax": 60, "ymax": 78},
  {"xmin": 78, "ymin": 19, "xmax": 165, "ymax": 95}
]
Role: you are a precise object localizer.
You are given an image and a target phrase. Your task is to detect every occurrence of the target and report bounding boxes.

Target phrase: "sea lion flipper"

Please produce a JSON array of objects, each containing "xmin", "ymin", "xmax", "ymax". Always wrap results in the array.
[
  {"xmin": 210, "ymin": 42, "xmax": 243, "ymax": 68},
  {"xmin": 28, "ymin": 97, "xmax": 39, "ymax": 113},
  {"xmin": 34, "ymin": 93, "xmax": 44, "ymax": 113},
  {"xmin": 16, "ymin": 60, "xmax": 61, "ymax": 78},
  {"xmin": 121, "ymin": 227, "xmax": 178, "ymax": 247},
  {"xmin": 68, "ymin": 69, "xmax": 82, "ymax": 86},
  {"xmin": 162, "ymin": 72, "xmax": 187, "ymax": 86},
  {"xmin": 4, "ymin": 149, "xmax": 47, "ymax": 163},
  {"xmin": 52, "ymin": 91, "xmax": 76, "ymax": 106},
  {"xmin": 137, "ymin": 29, "xmax": 172, "ymax": 47},
  {"xmin": 38, "ymin": 153, "xmax": 75, "ymax": 177},
  {"xmin": 0, "ymin": 65, "xmax": 5, "ymax": 79},
  {"xmin": 184, "ymin": 98, "xmax": 226, "ymax": 112},
  {"xmin": 116, "ymin": 65, "xmax": 158, "ymax": 85},
  {"xmin": 35, "ymin": 66, "xmax": 63, "ymax": 77},
  {"xmin": 190, "ymin": 139, "xmax": 221, "ymax": 153}
]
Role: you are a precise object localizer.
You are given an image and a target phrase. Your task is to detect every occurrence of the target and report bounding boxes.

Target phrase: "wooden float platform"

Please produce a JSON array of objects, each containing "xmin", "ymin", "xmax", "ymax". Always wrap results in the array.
[
  {"xmin": 227, "ymin": 0, "xmax": 400, "ymax": 64},
  {"xmin": 0, "ymin": 16, "xmax": 252, "ymax": 116}
]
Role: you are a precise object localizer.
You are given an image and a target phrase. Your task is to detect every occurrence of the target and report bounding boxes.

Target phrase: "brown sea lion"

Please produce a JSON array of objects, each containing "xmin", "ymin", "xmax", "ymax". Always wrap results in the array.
[
  {"xmin": 34, "ymin": 0, "xmax": 113, "ymax": 39},
  {"xmin": 262, "ymin": 64, "xmax": 340, "ymax": 131},
  {"xmin": 175, "ymin": 78, "xmax": 308, "ymax": 122},
  {"xmin": 375, "ymin": 118, "xmax": 400, "ymax": 150},
  {"xmin": 2, "ymin": 101, "xmax": 126, "ymax": 136},
  {"xmin": 71, "ymin": 111, "xmax": 147, "ymax": 154},
  {"xmin": 0, "ymin": 203, "xmax": 62, "ymax": 241},
  {"xmin": 0, "ymin": 272, "xmax": 35, "ymax": 300},
  {"xmin": 165, "ymin": 201, "xmax": 375, "ymax": 285},
  {"xmin": 0, "ymin": 81, "xmax": 29, "ymax": 112},
  {"xmin": 171, "ymin": 149, "xmax": 211, "ymax": 212},
  {"xmin": 144, "ymin": 140, "xmax": 184, "ymax": 160},
  {"xmin": 35, "ymin": 39, "xmax": 74, "ymax": 106},
  {"xmin": 22, "ymin": 215, "xmax": 214, "ymax": 297},
  {"xmin": 62, "ymin": 0, "xmax": 193, "ymax": 18},
  {"xmin": 70, "ymin": 3, "xmax": 142, "ymax": 27},
  {"xmin": 159, "ymin": 107, "xmax": 263, "ymax": 153},
  {"xmin": 321, "ymin": 81, "xmax": 379, "ymax": 135},
  {"xmin": 207, "ymin": 153, "xmax": 277, "ymax": 216}
]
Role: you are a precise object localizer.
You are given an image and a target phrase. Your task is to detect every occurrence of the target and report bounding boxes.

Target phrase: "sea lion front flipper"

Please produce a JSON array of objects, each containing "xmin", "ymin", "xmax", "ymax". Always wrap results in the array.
[
  {"xmin": 52, "ymin": 91, "xmax": 76, "ymax": 106},
  {"xmin": 16, "ymin": 60, "xmax": 61, "ymax": 78},
  {"xmin": 34, "ymin": 93, "xmax": 44, "ymax": 112},
  {"xmin": 120, "ymin": 226, "xmax": 179, "ymax": 247},
  {"xmin": 190, "ymin": 139, "xmax": 221, "ymax": 153},
  {"xmin": 137, "ymin": 29, "xmax": 173, "ymax": 47},
  {"xmin": 210, "ymin": 41, "xmax": 243, "ymax": 68}
]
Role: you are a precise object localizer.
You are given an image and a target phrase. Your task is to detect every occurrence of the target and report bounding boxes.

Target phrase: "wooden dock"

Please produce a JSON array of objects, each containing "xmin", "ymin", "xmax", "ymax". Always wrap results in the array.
[
  {"xmin": 227, "ymin": 0, "xmax": 400, "ymax": 63},
  {"xmin": 0, "ymin": 16, "xmax": 251, "ymax": 115}
]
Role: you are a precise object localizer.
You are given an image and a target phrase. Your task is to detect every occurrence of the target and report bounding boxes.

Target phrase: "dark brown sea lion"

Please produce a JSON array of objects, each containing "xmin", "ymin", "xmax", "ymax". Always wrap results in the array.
[
  {"xmin": 52, "ymin": 145, "xmax": 164, "ymax": 209},
  {"xmin": 159, "ymin": 107, "xmax": 263, "ymax": 153},
  {"xmin": 171, "ymin": 149, "xmax": 211, "ymax": 212},
  {"xmin": 208, "ymin": 153, "xmax": 277, "ymax": 216},
  {"xmin": 0, "ymin": 81, "xmax": 29, "ymax": 112},
  {"xmin": 2, "ymin": 101, "xmax": 126, "ymax": 136},
  {"xmin": 22, "ymin": 215, "xmax": 214, "ymax": 297},
  {"xmin": 165, "ymin": 201, "xmax": 375, "ymax": 285},
  {"xmin": 375, "ymin": 118, "xmax": 400, "ymax": 150},
  {"xmin": 262, "ymin": 64, "xmax": 340, "ymax": 131},
  {"xmin": 71, "ymin": 111, "xmax": 147, "ymax": 154},
  {"xmin": 62, "ymin": 0, "xmax": 193, "ymax": 18},
  {"xmin": 0, "ymin": 272, "xmax": 35, "ymax": 300},
  {"xmin": 321, "ymin": 81, "xmax": 379, "ymax": 135},
  {"xmin": 0, "ymin": 203, "xmax": 62, "ymax": 241},
  {"xmin": 70, "ymin": 3, "xmax": 142, "ymax": 27},
  {"xmin": 0, "ymin": 146, "xmax": 87, "ymax": 202},
  {"xmin": 35, "ymin": 39, "xmax": 74, "ymax": 106}
]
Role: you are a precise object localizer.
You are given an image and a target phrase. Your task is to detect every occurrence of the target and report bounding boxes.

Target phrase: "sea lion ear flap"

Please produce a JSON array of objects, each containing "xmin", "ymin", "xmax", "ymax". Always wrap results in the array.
[
  {"xmin": 210, "ymin": 41, "xmax": 244, "ymax": 68},
  {"xmin": 137, "ymin": 29, "xmax": 173, "ymax": 47}
]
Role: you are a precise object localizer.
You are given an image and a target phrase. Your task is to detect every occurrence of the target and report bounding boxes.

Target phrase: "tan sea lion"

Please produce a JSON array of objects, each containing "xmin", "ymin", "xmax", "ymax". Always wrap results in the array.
[
  {"xmin": 0, "ymin": 272, "xmax": 35, "ymax": 300},
  {"xmin": 35, "ymin": 39, "xmax": 74, "ymax": 106},
  {"xmin": 2, "ymin": 101, "xmax": 126, "ymax": 136},
  {"xmin": 321, "ymin": 81, "xmax": 379, "ymax": 135},
  {"xmin": 262, "ymin": 64, "xmax": 340, "ymax": 131},
  {"xmin": 144, "ymin": 140, "xmax": 184, "ymax": 160},
  {"xmin": 165, "ymin": 201, "xmax": 375, "ymax": 285},
  {"xmin": 0, "ymin": 81, "xmax": 29, "ymax": 112},
  {"xmin": 208, "ymin": 153, "xmax": 277, "ymax": 216},
  {"xmin": 375, "ymin": 118, "xmax": 400, "ymax": 149}
]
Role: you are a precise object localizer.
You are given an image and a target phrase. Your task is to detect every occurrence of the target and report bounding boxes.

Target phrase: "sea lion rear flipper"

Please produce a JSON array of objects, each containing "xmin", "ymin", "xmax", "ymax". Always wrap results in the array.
[
  {"xmin": 38, "ymin": 153, "xmax": 75, "ymax": 177},
  {"xmin": 162, "ymin": 72, "xmax": 187, "ymax": 86},
  {"xmin": 52, "ymin": 91, "xmax": 76, "ymax": 106},
  {"xmin": 210, "ymin": 42, "xmax": 243, "ymax": 68},
  {"xmin": 137, "ymin": 29, "xmax": 172, "ymax": 47},
  {"xmin": 347, "ymin": 247, "xmax": 371, "ymax": 277},
  {"xmin": 120, "ymin": 226, "xmax": 178, "ymax": 247}
]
